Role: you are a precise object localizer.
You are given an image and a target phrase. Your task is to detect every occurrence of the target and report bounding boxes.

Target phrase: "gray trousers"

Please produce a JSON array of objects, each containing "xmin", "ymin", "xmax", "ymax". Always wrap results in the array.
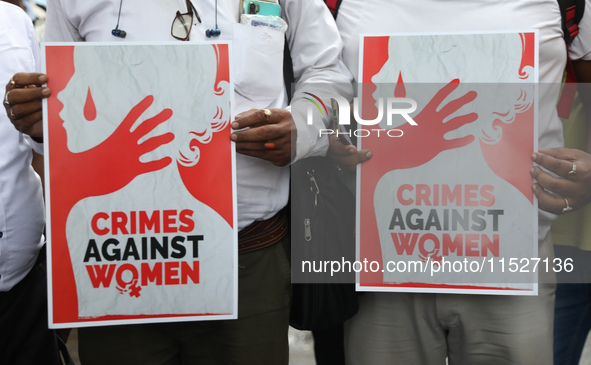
[{"xmin": 345, "ymin": 234, "xmax": 555, "ymax": 365}]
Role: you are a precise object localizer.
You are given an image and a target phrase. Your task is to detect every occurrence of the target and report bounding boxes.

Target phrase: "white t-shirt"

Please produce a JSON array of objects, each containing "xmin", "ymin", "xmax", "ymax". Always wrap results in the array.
[
  {"xmin": 45, "ymin": 0, "xmax": 353, "ymax": 229},
  {"xmin": 0, "ymin": 2, "xmax": 46, "ymax": 291},
  {"xmin": 336, "ymin": 0, "xmax": 591, "ymax": 239}
]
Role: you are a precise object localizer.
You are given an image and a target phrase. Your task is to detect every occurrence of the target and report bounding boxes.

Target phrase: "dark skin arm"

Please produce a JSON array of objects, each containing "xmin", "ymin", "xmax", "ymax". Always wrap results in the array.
[
  {"xmin": 1, "ymin": 0, "xmax": 25, "ymax": 10},
  {"xmin": 231, "ymin": 108, "xmax": 296, "ymax": 166},
  {"xmin": 531, "ymin": 60, "xmax": 591, "ymax": 214},
  {"xmin": 3, "ymin": 72, "xmax": 50, "ymax": 141},
  {"xmin": 327, "ymin": 134, "xmax": 372, "ymax": 172},
  {"xmin": 31, "ymin": 150, "xmax": 44, "ymax": 196}
]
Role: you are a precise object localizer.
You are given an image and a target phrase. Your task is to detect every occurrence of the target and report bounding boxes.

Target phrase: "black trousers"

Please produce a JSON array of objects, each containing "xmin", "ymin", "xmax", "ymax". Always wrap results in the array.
[
  {"xmin": 0, "ymin": 263, "xmax": 61, "ymax": 365},
  {"xmin": 313, "ymin": 324, "xmax": 346, "ymax": 365}
]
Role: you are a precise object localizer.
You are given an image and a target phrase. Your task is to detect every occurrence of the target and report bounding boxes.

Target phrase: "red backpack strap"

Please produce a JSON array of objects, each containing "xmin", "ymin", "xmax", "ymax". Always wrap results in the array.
[
  {"xmin": 556, "ymin": 0, "xmax": 585, "ymax": 118},
  {"xmin": 558, "ymin": 0, "xmax": 585, "ymax": 44}
]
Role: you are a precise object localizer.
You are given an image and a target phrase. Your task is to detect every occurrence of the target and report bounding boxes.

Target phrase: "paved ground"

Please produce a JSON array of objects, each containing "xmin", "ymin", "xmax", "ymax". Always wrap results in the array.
[
  {"xmin": 582, "ymin": 340, "xmax": 591, "ymax": 365},
  {"xmin": 288, "ymin": 328, "xmax": 314, "ymax": 365}
]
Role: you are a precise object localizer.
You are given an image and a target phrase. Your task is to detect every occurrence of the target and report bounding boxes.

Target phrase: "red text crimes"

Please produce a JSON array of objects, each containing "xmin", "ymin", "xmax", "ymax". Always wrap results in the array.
[
  {"xmin": 396, "ymin": 184, "xmax": 495, "ymax": 207},
  {"xmin": 91, "ymin": 209, "xmax": 195, "ymax": 235}
]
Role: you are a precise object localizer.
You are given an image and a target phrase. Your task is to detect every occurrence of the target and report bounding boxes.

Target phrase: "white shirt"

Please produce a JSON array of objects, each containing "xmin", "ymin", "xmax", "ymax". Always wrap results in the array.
[
  {"xmin": 44, "ymin": 0, "xmax": 353, "ymax": 229},
  {"xmin": 336, "ymin": 0, "xmax": 591, "ymax": 239},
  {"xmin": 0, "ymin": 2, "xmax": 46, "ymax": 291}
]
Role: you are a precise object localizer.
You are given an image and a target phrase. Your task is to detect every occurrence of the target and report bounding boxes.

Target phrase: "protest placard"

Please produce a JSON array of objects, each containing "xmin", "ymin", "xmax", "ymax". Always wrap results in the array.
[
  {"xmin": 357, "ymin": 32, "xmax": 539, "ymax": 294},
  {"xmin": 43, "ymin": 43, "xmax": 237, "ymax": 327}
]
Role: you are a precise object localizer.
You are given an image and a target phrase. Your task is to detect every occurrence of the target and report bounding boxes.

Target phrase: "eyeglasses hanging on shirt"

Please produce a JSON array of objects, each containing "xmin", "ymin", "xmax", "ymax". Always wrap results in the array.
[
  {"xmin": 171, "ymin": 0, "xmax": 202, "ymax": 41},
  {"xmin": 112, "ymin": 0, "xmax": 220, "ymax": 40}
]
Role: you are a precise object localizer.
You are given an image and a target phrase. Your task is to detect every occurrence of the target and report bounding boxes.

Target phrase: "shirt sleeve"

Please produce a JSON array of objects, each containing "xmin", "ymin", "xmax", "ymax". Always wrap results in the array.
[
  {"xmin": 282, "ymin": 0, "xmax": 354, "ymax": 162},
  {"xmin": 45, "ymin": 0, "xmax": 84, "ymax": 42}
]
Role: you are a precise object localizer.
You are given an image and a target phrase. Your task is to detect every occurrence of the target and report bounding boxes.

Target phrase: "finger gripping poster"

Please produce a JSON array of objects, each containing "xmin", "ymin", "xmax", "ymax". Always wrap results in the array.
[
  {"xmin": 43, "ymin": 43, "xmax": 237, "ymax": 327},
  {"xmin": 357, "ymin": 32, "xmax": 538, "ymax": 294}
]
